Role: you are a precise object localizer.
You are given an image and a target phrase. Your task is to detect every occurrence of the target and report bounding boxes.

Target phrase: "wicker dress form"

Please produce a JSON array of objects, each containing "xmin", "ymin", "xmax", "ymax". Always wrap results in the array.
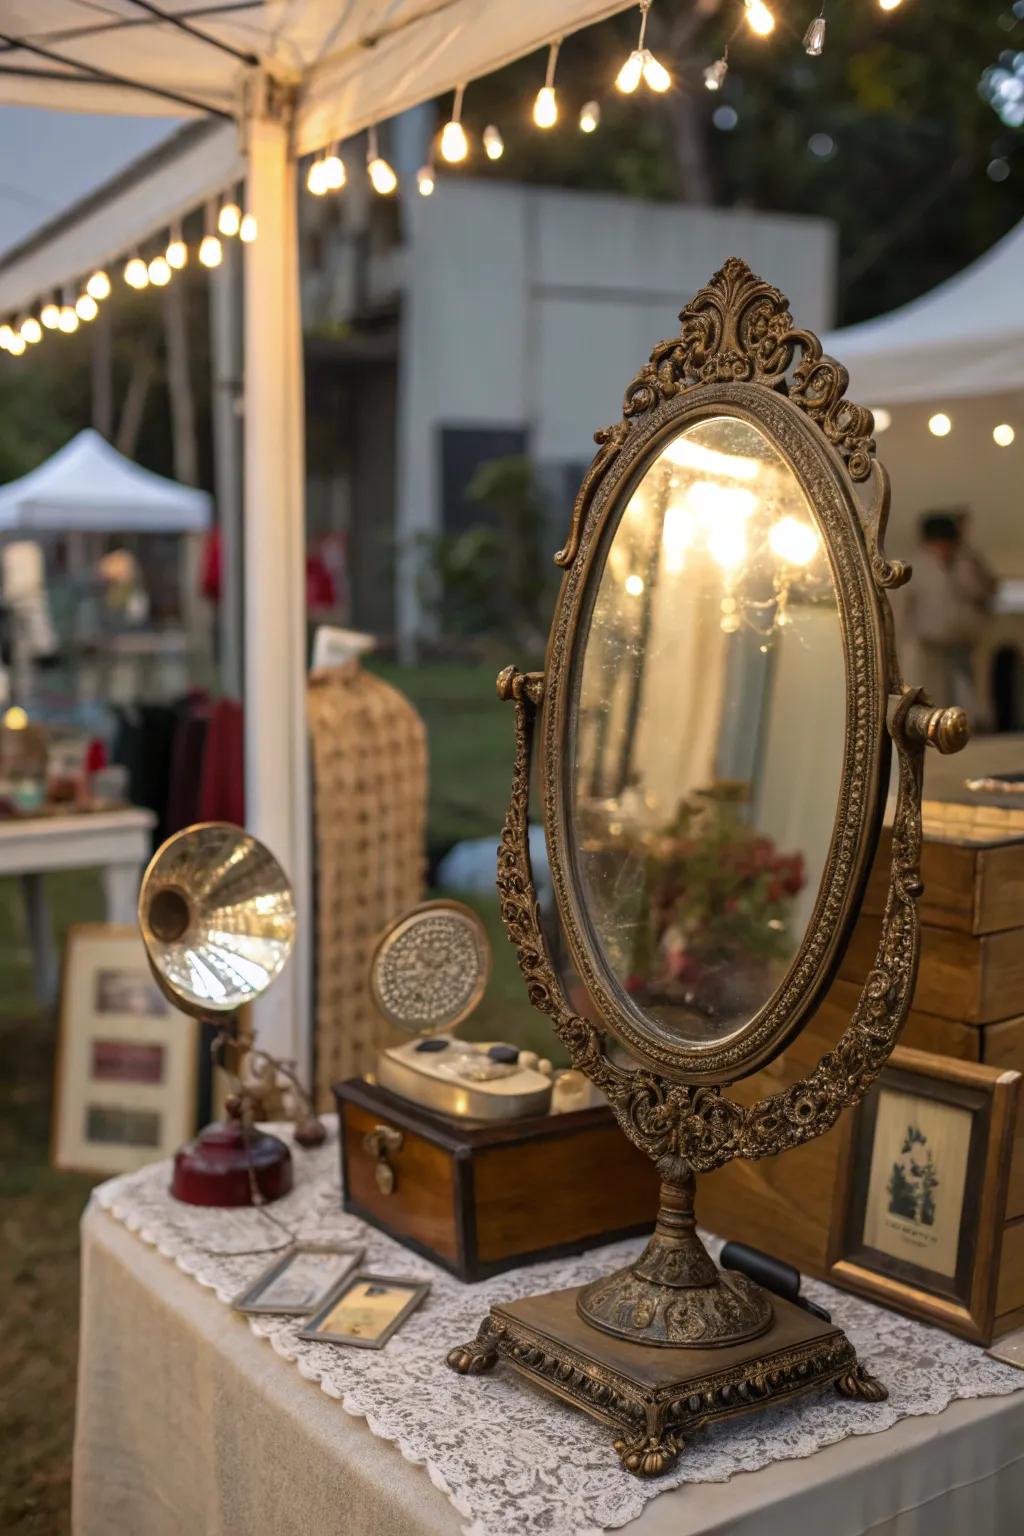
[{"xmin": 308, "ymin": 661, "xmax": 427, "ymax": 1107}]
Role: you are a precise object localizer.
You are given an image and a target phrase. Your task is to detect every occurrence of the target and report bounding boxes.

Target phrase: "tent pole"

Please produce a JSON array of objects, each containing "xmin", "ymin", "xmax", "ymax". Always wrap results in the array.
[
  {"xmin": 210, "ymin": 239, "xmax": 244, "ymax": 699},
  {"xmin": 243, "ymin": 79, "xmax": 311, "ymax": 1070}
]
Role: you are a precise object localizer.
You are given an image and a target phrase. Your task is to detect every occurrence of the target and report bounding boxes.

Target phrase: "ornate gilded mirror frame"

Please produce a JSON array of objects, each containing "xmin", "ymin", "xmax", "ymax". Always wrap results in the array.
[{"xmin": 447, "ymin": 260, "xmax": 968, "ymax": 1475}]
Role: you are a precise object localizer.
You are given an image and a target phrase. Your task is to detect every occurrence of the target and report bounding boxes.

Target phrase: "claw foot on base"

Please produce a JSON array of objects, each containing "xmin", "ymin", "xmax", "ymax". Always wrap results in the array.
[
  {"xmin": 613, "ymin": 1433, "xmax": 683, "ymax": 1478},
  {"xmin": 446, "ymin": 1322, "xmax": 500, "ymax": 1376},
  {"xmin": 835, "ymin": 1363, "xmax": 888, "ymax": 1403}
]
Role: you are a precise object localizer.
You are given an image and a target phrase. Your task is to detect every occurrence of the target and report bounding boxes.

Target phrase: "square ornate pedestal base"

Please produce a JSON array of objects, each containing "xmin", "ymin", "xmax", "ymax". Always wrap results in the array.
[{"xmin": 447, "ymin": 1285, "xmax": 886, "ymax": 1476}]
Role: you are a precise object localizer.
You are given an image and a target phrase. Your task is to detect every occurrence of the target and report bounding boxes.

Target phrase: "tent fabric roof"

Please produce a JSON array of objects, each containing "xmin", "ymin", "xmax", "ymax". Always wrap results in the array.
[
  {"xmin": 0, "ymin": 428, "xmax": 211, "ymax": 531},
  {"xmin": 0, "ymin": 2, "xmax": 632, "ymax": 154},
  {"xmin": 824, "ymin": 219, "xmax": 1024, "ymax": 405}
]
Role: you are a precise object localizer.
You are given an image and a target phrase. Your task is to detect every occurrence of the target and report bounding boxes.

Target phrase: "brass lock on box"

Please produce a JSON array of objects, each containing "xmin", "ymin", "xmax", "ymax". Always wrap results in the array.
[{"xmin": 363, "ymin": 1124, "xmax": 403, "ymax": 1195}]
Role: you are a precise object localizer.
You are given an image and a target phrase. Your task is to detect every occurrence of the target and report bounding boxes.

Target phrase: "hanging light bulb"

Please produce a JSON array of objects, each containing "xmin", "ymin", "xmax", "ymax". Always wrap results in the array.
[
  {"xmin": 769, "ymin": 515, "xmax": 819, "ymax": 567},
  {"xmin": 804, "ymin": 10, "xmax": 827, "ymax": 55},
  {"xmin": 86, "ymin": 269, "xmax": 111, "ymax": 301},
  {"xmin": 148, "ymin": 255, "xmax": 171, "ymax": 287},
  {"xmin": 417, "ymin": 164, "xmax": 436, "ymax": 196},
  {"xmin": 878, "ymin": 0, "xmax": 903, "ymax": 10},
  {"xmin": 0, "ymin": 323, "xmax": 15, "ymax": 350},
  {"xmin": 366, "ymin": 125, "xmax": 398, "ymax": 195},
  {"xmin": 483, "ymin": 124, "xmax": 504, "ymax": 159},
  {"xmin": 704, "ymin": 56, "xmax": 729, "ymax": 90},
  {"xmin": 166, "ymin": 227, "xmax": 188, "ymax": 269},
  {"xmin": 322, "ymin": 148, "xmax": 346, "ymax": 191},
  {"xmin": 218, "ymin": 200, "xmax": 241, "ymax": 237},
  {"xmin": 642, "ymin": 52, "xmax": 671, "ymax": 92},
  {"xmin": 617, "ymin": 3, "xmax": 671, "ymax": 93},
  {"xmin": 199, "ymin": 234, "xmax": 223, "ymax": 268},
  {"xmin": 440, "ymin": 83, "xmax": 470, "ymax": 163},
  {"xmin": 58, "ymin": 305, "xmax": 79, "ymax": 334},
  {"xmin": 745, "ymin": 0, "xmax": 776, "ymax": 36},
  {"xmin": 533, "ymin": 40, "xmax": 561, "ymax": 127},
  {"xmin": 40, "ymin": 302, "xmax": 60, "ymax": 330},
  {"xmin": 7, "ymin": 332, "xmax": 26, "ymax": 356},
  {"xmin": 20, "ymin": 316, "xmax": 42, "ymax": 345},
  {"xmin": 75, "ymin": 292, "xmax": 99, "ymax": 321},
  {"xmin": 616, "ymin": 50, "xmax": 645, "ymax": 94},
  {"xmin": 123, "ymin": 255, "xmax": 149, "ymax": 290},
  {"xmin": 239, "ymin": 213, "xmax": 257, "ymax": 243},
  {"xmin": 307, "ymin": 157, "xmax": 329, "ymax": 196},
  {"xmin": 578, "ymin": 100, "xmax": 601, "ymax": 133}
]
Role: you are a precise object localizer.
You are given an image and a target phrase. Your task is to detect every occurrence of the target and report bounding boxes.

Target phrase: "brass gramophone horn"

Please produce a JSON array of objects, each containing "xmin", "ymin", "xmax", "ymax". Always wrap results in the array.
[{"xmin": 138, "ymin": 821, "xmax": 302, "ymax": 1207}]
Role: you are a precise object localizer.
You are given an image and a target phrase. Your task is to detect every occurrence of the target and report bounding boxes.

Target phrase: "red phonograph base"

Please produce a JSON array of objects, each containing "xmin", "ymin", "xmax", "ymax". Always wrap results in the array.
[{"xmin": 171, "ymin": 1116, "xmax": 294, "ymax": 1206}]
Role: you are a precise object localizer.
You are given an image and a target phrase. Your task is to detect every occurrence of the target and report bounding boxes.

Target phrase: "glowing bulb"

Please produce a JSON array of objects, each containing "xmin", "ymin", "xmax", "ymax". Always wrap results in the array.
[
  {"xmin": 218, "ymin": 201, "xmax": 241, "ymax": 237},
  {"xmin": 199, "ymin": 234, "xmax": 223, "ymax": 268},
  {"xmin": 20, "ymin": 317, "xmax": 42, "ymax": 344},
  {"xmin": 616, "ymin": 49, "xmax": 645, "ymax": 94},
  {"xmin": 769, "ymin": 515, "xmax": 819, "ymax": 567},
  {"xmin": 744, "ymin": 0, "xmax": 776, "ymax": 37},
  {"xmin": 642, "ymin": 52, "xmax": 672, "ymax": 93},
  {"xmin": 307, "ymin": 158, "xmax": 328, "ymax": 196},
  {"xmin": 994, "ymin": 423, "xmax": 1015, "ymax": 447},
  {"xmin": 166, "ymin": 238, "xmax": 188, "ymax": 270},
  {"xmin": 928, "ymin": 412, "xmax": 952, "ymax": 438},
  {"xmin": 870, "ymin": 407, "xmax": 892, "ymax": 433},
  {"xmin": 7, "ymin": 332, "xmax": 26, "ymax": 355},
  {"xmin": 417, "ymin": 165, "xmax": 435, "ymax": 196},
  {"xmin": 704, "ymin": 58, "xmax": 729, "ymax": 90},
  {"xmin": 440, "ymin": 120, "xmax": 469, "ymax": 163},
  {"xmin": 0, "ymin": 324, "xmax": 13, "ymax": 349},
  {"xmin": 368, "ymin": 156, "xmax": 398, "ymax": 195},
  {"xmin": 482, "ymin": 124, "xmax": 504, "ymax": 160},
  {"xmin": 3, "ymin": 705, "xmax": 28, "ymax": 729},
  {"xmin": 124, "ymin": 256, "xmax": 149, "ymax": 289},
  {"xmin": 239, "ymin": 213, "xmax": 257, "ymax": 243},
  {"xmin": 75, "ymin": 293, "xmax": 99, "ymax": 321},
  {"xmin": 624, "ymin": 574, "xmax": 645, "ymax": 596},
  {"xmin": 662, "ymin": 504, "xmax": 696, "ymax": 574},
  {"xmin": 58, "ymin": 306, "xmax": 79, "ymax": 334},
  {"xmin": 707, "ymin": 519, "xmax": 748, "ymax": 572},
  {"xmin": 322, "ymin": 154, "xmax": 346, "ymax": 191},
  {"xmin": 86, "ymin": 269, "xmax": 111, "ymax": 301},
  {"xmin": 878, "ymin": 0, "xmax": 903, "ymax": 10},
  {"xmin": 578, "ymin": 100, "xmax": 601, "ymax": 133},
  {"xmin": 40, "ymin": 304, "xmax": 60, "ymax": 330},
  {"xmin": 533, "ymin": 85, "xmax": 558, "ymax": 128},
  {"xmin": 804, "ymin": 16, "xmax": 826, "ymax": 55},
  {"xmin": 148, "ymin": 256, "xmax": 171, "ymax": 287}
]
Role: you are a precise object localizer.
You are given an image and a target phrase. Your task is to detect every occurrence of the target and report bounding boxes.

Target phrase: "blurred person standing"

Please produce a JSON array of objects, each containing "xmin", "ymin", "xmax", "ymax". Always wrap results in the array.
[{"xmin": 902, "ymin": 510, "xmax": 995, "ymax": 724}]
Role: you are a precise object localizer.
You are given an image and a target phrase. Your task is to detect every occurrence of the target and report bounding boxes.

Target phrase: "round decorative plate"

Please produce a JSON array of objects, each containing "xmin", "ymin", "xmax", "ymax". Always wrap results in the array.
[{"xmin": 369, "ymin": 900, "xmax": 492, "ymax": 1035}]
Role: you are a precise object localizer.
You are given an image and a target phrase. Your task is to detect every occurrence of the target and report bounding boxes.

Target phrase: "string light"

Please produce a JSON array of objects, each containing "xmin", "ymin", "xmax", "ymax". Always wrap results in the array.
[
  {"xmin": 218, "ymin": 200, "xmax": 241, "ymax": 237},
  {"xmin": 367, "ymin": 126, "xmax": 398, "ymax": 195},
  {"xmin": 744, "ymin": 0, "xmax": 776, "ymax": 37},
  {"xmin": 86, "ymin": 269, "xmax": 111, "ymax": 301},
  {"xmin": 7, "ymin": 332, "xmax": 26, "ymax": 356},
  {"xmin": 441, "ymin": 83, "xmax": 470, "ymax": 162},
  {"xmin": 20, "ymin": 316, "xmax": 42, "ymax": 345},
  {"xmin": 616, "ymin": 2, "xmax": 672, "ymax": 94},
  {"xmin": 58, "ymin": 304, "xmax": 79, "ymax": 333},
  {"xmin": 878, "ymin": 0, "xmax": 903, "ymax": 9},
  {"xmin": 40, "ymin": 302, "xmax": 60, "ymax": 330},
  {"xmin": 533, "ymin": 40, "xmax": 561, "ymax": 127},
  {"xmin": 75, "ymin": 292, "xmax": 99, "ymax": 320},
  {"xmin": 994, "ymin": 423, "xmax": 1015, "ymax": 447},
  {"xmin": 928, "ymin": 412, "xmax": 952, "ymax": 437},
  {"xmin": 871, "ymin": 407, "xmax": 892, "ymax": 432},
  {"xmin": 417, "ymin": 164, "xmax": 436, "ymax": 196},
  {"xmin": 483, "ymin": 124, "xmax": 505, "ymax": 159},
  {"xmin": 166, "ymin": 227, "xmax": 188, "ymax": 269},
  {"xmin": 199, "ymin": 234, "xmax": 223, "ymax": 267},
  {"xmin": 704, "ymin": 55, "xmax": 728, "ymax": 90},
  {"xmin": 124, "ymin": 255, "xmax": 149, "ymax": 289},
  {"xmin": 307, "ymin": 156, "xmax": 329, "ymax": 196},
  {"xmin": 148, "ymin": 255, "xmax": 171, "ymax": 287},
  {"xmin": 579, "ymin": 100, "xmax": 601, "ymax": 133},
  {"xmin": 804, "ymin": 8, "xmax": 827, "ymax": 55},
  {"xmin": 0, "ymin": 323, "xmax": 14, "ymax": 350},
  {"xmin": 769, "ymin": 515, "xmax": 819, "ymax": 566},
  {"xmin": 239, "ymin": 213, "xmax": 257, "ymax": 243}
]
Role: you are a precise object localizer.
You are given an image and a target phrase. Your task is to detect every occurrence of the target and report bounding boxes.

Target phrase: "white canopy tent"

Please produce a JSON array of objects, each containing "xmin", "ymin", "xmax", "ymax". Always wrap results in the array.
[
  {"xmin": 0, "ymin": 0, "xmax": 637, "ymax": 1064},
  {"xmin": 0, "ymin": 427, "xmax": 211, "ymax": 531}
]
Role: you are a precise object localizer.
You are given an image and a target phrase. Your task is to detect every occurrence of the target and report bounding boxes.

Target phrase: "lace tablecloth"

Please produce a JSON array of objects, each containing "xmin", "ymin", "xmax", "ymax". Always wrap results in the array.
[{"xmin": 93, "ymin": 1120, "xmax": 1023, "ymax": 1536}]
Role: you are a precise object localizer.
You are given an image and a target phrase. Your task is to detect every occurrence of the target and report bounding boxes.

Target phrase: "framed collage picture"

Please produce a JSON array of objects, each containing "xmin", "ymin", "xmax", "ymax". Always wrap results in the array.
[
  {"xmin": 829, "ymin": 1046, "xmax": 1020, "ymax": 1344},
  {"xmin": 52, "ymin": 924, "xmax": 198, "ymax": 1176}
]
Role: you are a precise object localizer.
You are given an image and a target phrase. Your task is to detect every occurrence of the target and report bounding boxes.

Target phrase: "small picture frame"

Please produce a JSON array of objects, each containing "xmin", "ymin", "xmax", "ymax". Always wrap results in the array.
[
  {"xmin": 298, "ymin": 1272, "xmax": 430, "ymax": 1350},
  {"xmin": 829, "ymin": 1046, "xmax": 1020, "ymax": 1344},
  {"xmin": 232, "ymin": 1244, "xmax": 365, "ymax": 1316},
  {"xmin": 52, "ymin": 924, "xmax": 198, "ymax": 1176}
]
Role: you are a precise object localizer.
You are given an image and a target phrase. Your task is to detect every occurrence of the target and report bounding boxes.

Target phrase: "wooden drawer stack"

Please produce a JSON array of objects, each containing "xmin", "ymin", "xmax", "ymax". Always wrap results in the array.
[{"xmin": 699, "ymin": 805, "xmax": 1024, "ymax": 1335}]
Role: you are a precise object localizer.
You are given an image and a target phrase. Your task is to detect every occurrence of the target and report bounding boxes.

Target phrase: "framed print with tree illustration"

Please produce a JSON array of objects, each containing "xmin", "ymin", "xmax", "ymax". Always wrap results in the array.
[{"xmin": 829, "ymin": 1046, "xmax": 1020, "ymax": 1343}]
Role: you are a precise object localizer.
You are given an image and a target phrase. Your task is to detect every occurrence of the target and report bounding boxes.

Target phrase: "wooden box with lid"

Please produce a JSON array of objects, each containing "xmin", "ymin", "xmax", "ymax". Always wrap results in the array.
[{"xmin": 334, "ymin": 1078, "xmax": 661, "ymax": 1282}]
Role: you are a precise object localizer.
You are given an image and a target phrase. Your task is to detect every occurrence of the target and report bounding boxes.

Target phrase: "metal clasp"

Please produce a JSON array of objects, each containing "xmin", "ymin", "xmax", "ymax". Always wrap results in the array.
[{"xmin": 363, "ymin": 1124, "xmax": 403, "ymax": 1195}]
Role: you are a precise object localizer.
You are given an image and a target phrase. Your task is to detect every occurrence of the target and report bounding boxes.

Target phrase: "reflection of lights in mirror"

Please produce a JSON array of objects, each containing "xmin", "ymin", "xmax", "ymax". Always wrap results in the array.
[{"xmin": 624, "ymin": 574, "xmax": 645, "ymax": 596}]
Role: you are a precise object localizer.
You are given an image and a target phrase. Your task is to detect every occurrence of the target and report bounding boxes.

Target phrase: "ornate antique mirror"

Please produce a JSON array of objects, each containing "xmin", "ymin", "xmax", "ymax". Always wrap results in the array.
[{"xmin": 447, "ymin": 261, "xmax": 969, "ymax": 1473}]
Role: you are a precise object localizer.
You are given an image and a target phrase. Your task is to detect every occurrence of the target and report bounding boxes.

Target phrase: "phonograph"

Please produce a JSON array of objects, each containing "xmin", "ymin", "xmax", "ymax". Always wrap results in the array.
[
  {"xmin": 447, "ymin": 259, "xmax": 970, "ymax": 1473},
  {"xmin": 138, "ymin": 820, "xmax": 323, "ymax": 1206}
]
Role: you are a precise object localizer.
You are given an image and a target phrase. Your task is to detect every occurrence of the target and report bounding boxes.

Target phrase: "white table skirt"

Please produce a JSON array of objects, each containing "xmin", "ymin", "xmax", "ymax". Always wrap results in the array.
[{"xmin": 75, "ymin": 1206, "xmax": 1024, "ymax": 1536}]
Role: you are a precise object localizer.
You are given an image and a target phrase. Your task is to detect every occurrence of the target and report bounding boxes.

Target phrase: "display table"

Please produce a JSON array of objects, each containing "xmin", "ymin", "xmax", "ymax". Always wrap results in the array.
[
  {"xmin": 0, "ymin": 807, "xmax": 155, "ymax": 1004},
  {"xmin": 75, "ymin": 1129, "xmax": 1024, "ymax": 1536}
]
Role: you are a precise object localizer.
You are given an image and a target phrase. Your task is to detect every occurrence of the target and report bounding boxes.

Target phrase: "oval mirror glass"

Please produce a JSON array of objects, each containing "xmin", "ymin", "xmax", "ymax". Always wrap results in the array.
[{"xmin": 570, "ymin": 416, "xmax": 846, "ymax": 1049}]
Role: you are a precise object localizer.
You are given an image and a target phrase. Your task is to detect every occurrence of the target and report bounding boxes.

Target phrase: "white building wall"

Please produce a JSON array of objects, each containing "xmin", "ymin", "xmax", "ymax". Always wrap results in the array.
[{"xmin": 397, "ymin": 179, "xmax": 837, "ymax": 650}]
